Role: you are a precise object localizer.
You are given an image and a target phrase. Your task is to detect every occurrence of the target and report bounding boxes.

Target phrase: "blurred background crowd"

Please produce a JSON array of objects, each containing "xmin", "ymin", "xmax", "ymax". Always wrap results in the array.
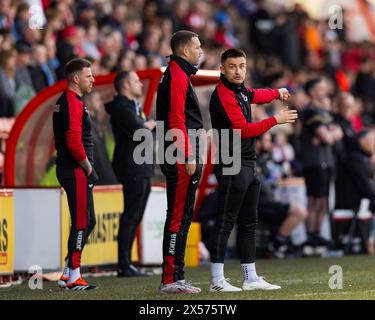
[{"xmin": 2, "ymin": 0, "xmax": 375, "ymax": 259}]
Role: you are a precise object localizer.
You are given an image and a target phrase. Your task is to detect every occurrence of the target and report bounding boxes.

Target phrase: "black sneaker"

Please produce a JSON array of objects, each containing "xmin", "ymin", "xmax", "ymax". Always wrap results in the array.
[
  {"xmin": 310, "ymin": 234, "xmax": 331, "ymax": 247},
  {"xmin": 117, "ymin": 265, "xmax": 149, "ymax": 277}
]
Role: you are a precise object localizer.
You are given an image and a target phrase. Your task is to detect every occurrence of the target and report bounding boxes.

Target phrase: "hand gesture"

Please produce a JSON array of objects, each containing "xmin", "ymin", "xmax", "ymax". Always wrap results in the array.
[
  {"xmin": 278, "ymin": 88, "xmax": 291, "ymax": 101},
  {"xmin": 274, "ymin": 107, "xmax": 298, "ymax": 124}
]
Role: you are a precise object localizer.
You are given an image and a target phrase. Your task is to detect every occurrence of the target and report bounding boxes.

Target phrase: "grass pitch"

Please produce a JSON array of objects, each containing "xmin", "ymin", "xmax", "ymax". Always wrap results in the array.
[{"xmin": 1, "ymin": 255, "xmax": 375, "ymax": 300}]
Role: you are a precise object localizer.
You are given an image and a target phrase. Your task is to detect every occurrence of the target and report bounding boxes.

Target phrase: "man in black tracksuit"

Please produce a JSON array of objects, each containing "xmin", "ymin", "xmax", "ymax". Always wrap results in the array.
[
  {"xmin": 156, "ymin": 30, "xmax": 203, "ymax": 294},
  {"xmin": 53, "ymin": 58, "xmax": 98, "ymax": 290},
  {"xmin": 300, "ymin": 78, "xmax": 343, "ymax": 251},
  {"xmin": 105, "ymin": 71, "xmax": 156, "ymax": 277},
  {"xmin": 209, "ymin": 49, "xmax": 297, "ymax": 292}
]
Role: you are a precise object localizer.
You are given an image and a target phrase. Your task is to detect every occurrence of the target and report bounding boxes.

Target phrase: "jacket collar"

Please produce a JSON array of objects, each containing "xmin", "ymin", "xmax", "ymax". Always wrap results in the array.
[
  {"xmin": 115, "ymin": 94, "xmax": 135, "ymax": 106},
  {"xmin": 220, "ymin": 73, "xmax": 245, "ymax": 94},
  {"xmin": 66, "ymin": 88, "xmax": 82, "ymax": 100},
  {"xmin": 169, "ymin": 55, "xmax": 198, "ymax": 77}
]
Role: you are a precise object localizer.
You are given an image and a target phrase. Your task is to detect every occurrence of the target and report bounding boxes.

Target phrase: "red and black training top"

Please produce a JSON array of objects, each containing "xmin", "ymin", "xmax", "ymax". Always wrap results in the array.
[
  {"xmin": 210, "ymin": 74, "xmax": 279, "ymax": 166},
  {"xmin": 53, "ymin": 89, "xmax": 94, "ymax": 168},
  {"xmin": 156, "ymin": 55, "xmax": 203, "ymax": 160}
]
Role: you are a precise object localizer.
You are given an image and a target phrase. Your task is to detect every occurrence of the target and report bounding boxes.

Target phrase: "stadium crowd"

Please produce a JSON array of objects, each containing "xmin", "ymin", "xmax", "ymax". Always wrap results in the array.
[{"xmin": 1, "ymin": 0, "xmax": 375, "ymax": 258}]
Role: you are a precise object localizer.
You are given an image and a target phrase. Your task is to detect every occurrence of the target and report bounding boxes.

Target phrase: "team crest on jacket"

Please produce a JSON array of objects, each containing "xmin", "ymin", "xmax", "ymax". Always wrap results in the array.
[{"xmin": 240, "ymin": 93, "xmax": 248, "ymax": 102}]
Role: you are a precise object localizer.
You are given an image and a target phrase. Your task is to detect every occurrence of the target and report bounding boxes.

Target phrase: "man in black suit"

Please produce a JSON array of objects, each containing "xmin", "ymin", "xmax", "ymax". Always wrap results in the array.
[{"xmin": 105, "ymin": 71, "xmax": 156, "ymax": 277}]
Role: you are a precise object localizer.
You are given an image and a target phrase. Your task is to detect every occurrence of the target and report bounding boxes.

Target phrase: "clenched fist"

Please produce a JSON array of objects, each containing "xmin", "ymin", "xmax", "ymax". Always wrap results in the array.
[{"xmin": 278, "ymin": 88, "xmax": 291, "ymax": 101}]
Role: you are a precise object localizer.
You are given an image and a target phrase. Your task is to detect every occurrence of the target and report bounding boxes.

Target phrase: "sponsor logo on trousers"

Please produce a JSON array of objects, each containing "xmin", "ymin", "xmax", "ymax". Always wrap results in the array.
[
  {"xmin": 76, "ymin": 230, "xmax": 84, "ymax": 251},
  {"xmin": 169, "ymin": 233, "xmax": 177, "ymax": 255}
]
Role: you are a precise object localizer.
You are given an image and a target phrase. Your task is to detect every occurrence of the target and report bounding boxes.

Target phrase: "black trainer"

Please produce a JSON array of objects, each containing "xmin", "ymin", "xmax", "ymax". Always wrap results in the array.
[{"xmin": 117, "ymin": 265, "xmax": 150, "ymax": 277}]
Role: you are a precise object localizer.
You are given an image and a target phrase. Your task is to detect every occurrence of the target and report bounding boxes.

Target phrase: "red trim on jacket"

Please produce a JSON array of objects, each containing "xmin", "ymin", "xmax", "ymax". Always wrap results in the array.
[
  {"xmin": 65, "ymin": 89, "xmax": 86, "ymax": 162},
  {"xmin": 168, "ymin": 61, "xmax": 193, "ymax": 159},
  {"xmin": 248, "ymin": 88, "xmax": 280, "ymax": 104},
  {"xmin": 217, "ymin": 82, "xmax": 278, "ymax": 138}
]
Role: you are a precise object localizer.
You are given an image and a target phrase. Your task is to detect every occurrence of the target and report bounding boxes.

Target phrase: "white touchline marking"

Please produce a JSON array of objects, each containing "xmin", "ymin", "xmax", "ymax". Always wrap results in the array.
[{"xmin": 295, "ymin": 292, "xmax": 352, "ymax": 297}]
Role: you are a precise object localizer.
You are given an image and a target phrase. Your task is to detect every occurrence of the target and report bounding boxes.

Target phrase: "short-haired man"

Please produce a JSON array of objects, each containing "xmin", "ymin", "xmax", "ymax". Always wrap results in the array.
[
  {"xmin": 156, "ymin": 30, "xmax": 203, "ymax": 294},
  {"xmin": 53, "ymin": 58, "xmax": 98, "ymax": 290},
  {"xmin": 209, "ymin": 48, "xmax": 297, "ymax": 292},
  {"xmin": 105, "ymin": 71, "xmax": 156, "ymax": 277}
]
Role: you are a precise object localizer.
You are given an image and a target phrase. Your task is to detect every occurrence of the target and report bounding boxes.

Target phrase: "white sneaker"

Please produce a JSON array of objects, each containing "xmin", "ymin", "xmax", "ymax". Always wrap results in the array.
[
  {"xmin": 177, "ymin": 280, "xmax": 202, "ymax": 293},
  {"xmin": 159, "ymin": 281, "xmax": 201, "ymax": 294},
  {"xmin": 209, "ymin": 278, "xmax": 242, "ymax": 292},
  {"xmin": 242, "ymin": 276, "xmax": 281, "ymax": 291}
]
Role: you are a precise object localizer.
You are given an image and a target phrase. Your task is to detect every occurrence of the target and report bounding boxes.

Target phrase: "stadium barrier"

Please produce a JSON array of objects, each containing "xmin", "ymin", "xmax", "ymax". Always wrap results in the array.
[
  {"xmin": 60, "ymin": 185, "xmax": 129, "ymax": 267},
  {"xmin": 0, "ymin": 190, "xmax": 14, "ymax": 280},
  {"xmin": 8, "ymin": 185, "xmax": 199, "ymax": 273},
  {"xmin": 0, "ymin": 69, "xmax": 220, "ymax": 279},
  {"xmin": 274, "ymin": 177, "xmax": 333, "ymax": 244},
  {"xmin": 136, "ymin": 186, "xmax": 200, "ymax": 267},
  {"xmin": 185, "ymin": 223, "xmax": 201, "ymax": 267}
]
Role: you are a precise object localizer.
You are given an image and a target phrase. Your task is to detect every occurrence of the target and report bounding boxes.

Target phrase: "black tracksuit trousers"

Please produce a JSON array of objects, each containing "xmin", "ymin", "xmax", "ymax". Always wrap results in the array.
[
  {"xmin": 160, "ymin": 162, "xmax": 202, "ymax": 284},
  {"xmin": 57, "ymin": 165, "xmax": 96, "ymax": 270},
  {"xmin": 211, "ymin": 164, "xmax": 261, "ymax": 264},
  {"xmin": 118, "ymin": 176, "xmax": 151, "ymax": 270}
]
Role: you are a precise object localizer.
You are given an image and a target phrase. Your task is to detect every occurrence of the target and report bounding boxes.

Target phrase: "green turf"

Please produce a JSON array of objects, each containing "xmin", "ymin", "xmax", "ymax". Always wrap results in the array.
[{"xmin": 1, "ymin": 255, "xmax": 375, "ymax": 300}]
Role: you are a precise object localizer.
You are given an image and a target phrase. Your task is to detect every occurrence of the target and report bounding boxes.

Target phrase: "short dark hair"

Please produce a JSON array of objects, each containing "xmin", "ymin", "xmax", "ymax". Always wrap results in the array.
[
  {"xmin": 304, "ymin": 78, "xmax": 323, "ymax": 96},
  {"xmin": 170, "ymin": 30, "xmax": 199, "ymax": 54},
  {"xmin": 221, "ymin": 48, "xmax": 246, "ymax": 63},
  {"xmin": 114, "ymin": 71, "xmax": 131, "ymax": 93},
  {"xmin": 64, "ymin": 58, "xmax": 91, "ymax": 77}
]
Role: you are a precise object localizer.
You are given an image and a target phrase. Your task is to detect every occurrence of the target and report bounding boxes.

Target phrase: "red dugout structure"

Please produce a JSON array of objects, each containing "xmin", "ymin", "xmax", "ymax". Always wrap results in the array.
[{"xmin": 3, "ymin": 68, "xmax": 220, "ymax": 214}]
